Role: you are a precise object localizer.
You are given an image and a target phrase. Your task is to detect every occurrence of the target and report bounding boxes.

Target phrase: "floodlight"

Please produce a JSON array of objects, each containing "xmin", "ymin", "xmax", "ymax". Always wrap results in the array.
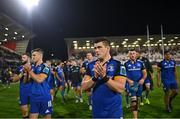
[
  {"xmin": 110, "ymin": 42, "xmax": 114, "ymax": 45},
  {"xmin": 73, "ymin": 41, "xmax": 77, "ymax": 43},
  {"xmin": 149, "ymin": 38, "xmax": 154, "ymax": 40},
  {"xmin": 19, "ymin": 0, "xmax": 40, "ymax": 10},
  {"xmin": 174, "ymin": 37, "xmax": 178, "ymax": 39}
]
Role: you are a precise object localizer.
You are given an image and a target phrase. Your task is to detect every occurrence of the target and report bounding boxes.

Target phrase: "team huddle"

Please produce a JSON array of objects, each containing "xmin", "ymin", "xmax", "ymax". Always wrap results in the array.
[{"xmin": 11, "ymin": 38, "xmax": 178, "ymax": 119}]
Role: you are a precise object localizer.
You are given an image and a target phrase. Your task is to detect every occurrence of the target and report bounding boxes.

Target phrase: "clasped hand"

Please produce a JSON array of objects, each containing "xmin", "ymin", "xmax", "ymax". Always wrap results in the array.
[{"xmin": 94, "ymin": 61, "xmax": 106, "ymax": 78}]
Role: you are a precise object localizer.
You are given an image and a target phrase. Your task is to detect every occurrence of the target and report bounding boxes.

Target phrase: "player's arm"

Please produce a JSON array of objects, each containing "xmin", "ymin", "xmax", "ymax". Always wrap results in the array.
[
  {"xmin": 139, "ymin": 62, "xmax": 147, "ymax": 85},
  {"xmin": 139, "ymin": 69, "xmax": 147, "ymax": 85},
  {"xmin": 11, "ymin": 73, "xmax": 22, "ymax": 82},
  {"xmin": 81, "ymin": 75, "xmax": 96, "ymax": 91},
  {"xmin": 81, "ymin": 63, "xmax": 96, "ymax": 91},
  {"xmin": 24, "ymin": 64, "xmax": 49, "ymax": 83},
  {"xmin": 80, "ymin": 67, "xmax": 86, "ymax": 74},
  {"xmin": 126, "ymin": 78, "xmax": 134, "ymax": 86},
  {"xmin": 10, "ymin": 68, "xmax": 23, "ymax": 82},
  {"xmin": 29, "ymin": 71, "xmax": 48, "ymax": 83},
  {"xmin": 157, "ymin": 64, "xmax": 161, "ymax": 87},
  {"xmin": 106, "ymin": 76, "xmax": 126, "ymax": 93},
  {"xmin": 174, "ymin": 64, "xmax": 179, "ymax": 85},
  {"xmin": 147, "ymin": 59, "xmax": 154, "ymax": 80},
  {"xmin": 55, "ymin": 71, "xmax": 64, "ymax": 82}
]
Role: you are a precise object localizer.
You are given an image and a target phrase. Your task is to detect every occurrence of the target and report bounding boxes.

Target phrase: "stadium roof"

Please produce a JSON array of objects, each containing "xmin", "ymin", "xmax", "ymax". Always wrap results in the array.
[{"xmin": 0, "ymin": 13, "xmax": 35, "ymax": 44}]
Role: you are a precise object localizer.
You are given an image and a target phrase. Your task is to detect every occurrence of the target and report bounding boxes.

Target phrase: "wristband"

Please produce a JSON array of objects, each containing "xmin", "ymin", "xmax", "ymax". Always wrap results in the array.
[
  {"xmin": 102, "ymin": 75, "xmax": 109, "ymax": 83},
  {"xmin": 92, "ymin": 77, "xmax": 98, "ymax": 82}
]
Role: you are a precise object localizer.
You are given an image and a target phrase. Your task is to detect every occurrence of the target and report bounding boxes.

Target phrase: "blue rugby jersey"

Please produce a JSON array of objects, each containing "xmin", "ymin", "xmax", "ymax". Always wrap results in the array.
[
  {"xmin": 158, "ymin": 59, "xmax": 176, "ymax": 82},
  {"xmin": 82, "ymin": 60, "xmax": 89, "ymax": 70},
  {"xmin": 31, "ymin": 63, "xmax": 51, "ymax": 100},
  {"xmin": 124, "ymin": 59, "xmax": 145, "ymax": 82},
  {"xmin": 16, "ymin": 66, "xmax": 32, "ymax": 89},
  {"xmin": 56, "ymin": 66, "xmax": 65, "ymax": 81},
  {"xmin": 86, "ymin": 58, "xmax": 125, "ymax": 118}
]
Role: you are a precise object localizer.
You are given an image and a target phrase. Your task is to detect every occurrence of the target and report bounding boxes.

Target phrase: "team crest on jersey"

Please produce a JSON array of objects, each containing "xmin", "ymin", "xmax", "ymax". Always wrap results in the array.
[
  {"xmin": 137, "ymin": 63, "xmax": 141, "ymax": 67},
  {"xmin": 128, "ymin": 64, "xmax": 131, "ymax": 67},
  {"xmin": 107, "ymin": 64, "xmax": 114, "ymax": 72}
]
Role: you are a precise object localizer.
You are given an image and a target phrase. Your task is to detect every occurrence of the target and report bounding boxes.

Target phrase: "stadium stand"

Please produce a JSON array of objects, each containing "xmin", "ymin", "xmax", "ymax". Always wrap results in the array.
[
  {"xmin": 0, "ymin": 13, "xmax": 35, "ymax": 83},
  {"xmin": 65, "ymin": 35, "xmax": 180, "ymax": 64}
]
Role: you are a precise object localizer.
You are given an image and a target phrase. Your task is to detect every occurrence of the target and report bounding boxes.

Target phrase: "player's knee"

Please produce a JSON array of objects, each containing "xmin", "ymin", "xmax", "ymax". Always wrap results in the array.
[
  {"xmin": 131, "ymin": 100, "xmax": 138, "ymax": 111},
  {"xmin": 146, "ymin": 86, "xmax": 150, "ymax": 91},
  {"xmin": 164, "ymin": 89, "xmax": 170, "ymax": 95},
  {"xmin": 22, "ymin": 110, "xmax": 28, "ymax": 117},
  {"xmin": 131, "ymin": 96, "xmax": 138, "ymax": 111},
  {"xmin": 173, "ymin": 90, "xmax": 178, "ymax": 95}
]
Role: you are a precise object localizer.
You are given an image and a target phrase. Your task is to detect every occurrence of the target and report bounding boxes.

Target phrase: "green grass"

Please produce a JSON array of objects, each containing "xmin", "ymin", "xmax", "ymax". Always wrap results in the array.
[{"xmin": 0, "ymin": 67, "xmax": 180, "ymax": 118}]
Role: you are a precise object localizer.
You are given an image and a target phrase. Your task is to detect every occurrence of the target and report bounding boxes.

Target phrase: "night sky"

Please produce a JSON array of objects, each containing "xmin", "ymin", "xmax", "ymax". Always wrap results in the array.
[{"xmin": 0, "ymin": 0, "xmax": 180, "ymax": 60}]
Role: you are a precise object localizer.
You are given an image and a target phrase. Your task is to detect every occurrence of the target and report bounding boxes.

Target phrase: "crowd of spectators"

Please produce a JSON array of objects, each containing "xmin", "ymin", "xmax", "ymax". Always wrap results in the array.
[{"xmin": 0, "ymin": 46, "xmax": 21, "ymax": 87}]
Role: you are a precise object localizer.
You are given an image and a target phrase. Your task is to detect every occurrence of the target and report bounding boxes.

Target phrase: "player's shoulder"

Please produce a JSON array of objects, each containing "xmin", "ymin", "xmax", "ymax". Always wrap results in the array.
[
  {"xmin": 108, "ymin": 58, "xmax": 121, "ymax": 65},
  {"xmin": 137, "ymin": 59, "xmax": 144, "ymax": 63},
  {"xmin": 41, "ymin": 63, "xmax": 50, "ymax": 71},
  {"xmin": 124, "ymin": 59, "xmax": 130, "ymax": 65},
  {"xmin": 88, "ymin": 60, "xmax": 96, "ymax": 66}
]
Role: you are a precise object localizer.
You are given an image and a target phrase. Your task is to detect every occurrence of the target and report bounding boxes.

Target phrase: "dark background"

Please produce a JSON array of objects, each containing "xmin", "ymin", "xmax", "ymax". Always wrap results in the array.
[{"xmin": 0, "ymin": 0, "xmax": 180, "ymax": 60}]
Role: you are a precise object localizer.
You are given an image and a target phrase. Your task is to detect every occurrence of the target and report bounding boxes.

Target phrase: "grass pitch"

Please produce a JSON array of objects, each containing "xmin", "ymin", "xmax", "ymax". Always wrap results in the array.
[{"xmin": 0, "ymin": 67, "xmax": 179, "ymax": 118}]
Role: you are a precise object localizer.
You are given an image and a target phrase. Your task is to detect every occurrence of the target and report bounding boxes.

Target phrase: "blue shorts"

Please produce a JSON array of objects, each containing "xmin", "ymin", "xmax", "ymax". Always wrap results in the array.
[
  {"xmin": 144, "ymin": 77, "xmax": 151, "ymax": 84},
  {"xmin": 19, "ymin": 89, "xmax": 30, "ymax": 106},
  {"xmin": 30, "ymin": 98, "xmax": 53, "ymax": 116},
  {"xmin": 162, "ymin": 80, "xmax": 178, "ymax": 92},
  {"xmin": 129, "ymin": 83, "xmax": 143, "ymax": 97},
  {"xmin": 56, "ymin": 80, "xmax": 65, "ymax": 87},
  {"xmin": 71, "ymin": 82, "xmax": 81, "ymax": 87},
  {"xmin": 48, "ymin": 80, "xmax": 55, "ymax": 90}
]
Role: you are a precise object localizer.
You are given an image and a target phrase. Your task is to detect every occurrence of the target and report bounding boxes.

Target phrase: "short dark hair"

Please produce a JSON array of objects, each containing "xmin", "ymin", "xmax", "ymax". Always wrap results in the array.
[
  {"xmin": 31, "ymin": 48, "xmax": 44, "ymax": 55},
  {"xmin": 94, "ymin": 37, "xmax": 110, "ymax": 47},
  {"xmin": 22, "ymin": 52, "xmax": 30, "ymax": 57},
  {"xmin": 86, "ymin": 52, "xmax": 93, "ymax": 56},
  {"xmin": 129, "ymin": 49, "xmax": 137, "ymax": 52},
  {"xmin": 164, "ymin": 50, "xmax": 171, "ymax": 54}
]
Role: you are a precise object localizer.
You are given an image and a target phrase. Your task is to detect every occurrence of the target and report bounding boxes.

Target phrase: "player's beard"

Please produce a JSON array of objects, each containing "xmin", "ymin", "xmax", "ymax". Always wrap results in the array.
[{"xmin": 21, "ymin": 60, "xmax": 27, "ymax": 65}]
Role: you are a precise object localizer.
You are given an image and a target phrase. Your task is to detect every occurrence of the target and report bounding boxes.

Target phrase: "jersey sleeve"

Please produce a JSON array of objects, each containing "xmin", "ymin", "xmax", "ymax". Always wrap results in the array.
[
  {"xmin": 85, "ymin": 64, "xmax": 91, "ymax": 76},
  {"xmin": 41, "ymin": 65, "xmax": 50, "ymax": 76},
  {"xmin": 82, "ymin": 62, "xmax": 86, "ymax": 68},
  {"xmin": 119, "ymin": 65, "xmax": 127, "ymax": 77},
  {"xmin": 57, "ymin": 68, "xmax": 65, "ymax": 80},
  {"xmin": 14, "ymin": 66, "xmax": 23, "ymax": 74}
]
